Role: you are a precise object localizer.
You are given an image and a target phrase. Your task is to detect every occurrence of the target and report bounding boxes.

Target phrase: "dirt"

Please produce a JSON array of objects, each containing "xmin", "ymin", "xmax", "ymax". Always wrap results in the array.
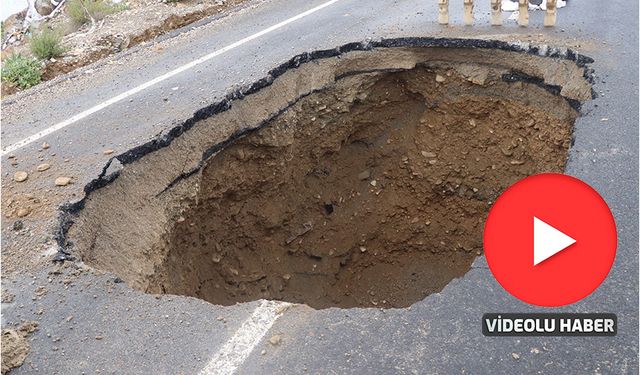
[
  {"xmin": 1, "ymin": 0, "xmax": 254, "ymax": 96},
  {"xmin": 157, "ymin": 68, "xmax": 575, "ymax": 308},
  {"xmin": 65, "ymin": 44, "xmax": 589, "ymax": 309},
  {"xmin": 1, "ymin": 321, "xmax": 38, "ymax": 375}
]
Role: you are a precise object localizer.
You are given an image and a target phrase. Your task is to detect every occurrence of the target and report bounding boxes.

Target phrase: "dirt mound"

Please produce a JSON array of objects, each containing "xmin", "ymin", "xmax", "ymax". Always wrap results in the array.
[{"xmin": 1, "ymin": 321, "xmax": 38, "ymax": 375}]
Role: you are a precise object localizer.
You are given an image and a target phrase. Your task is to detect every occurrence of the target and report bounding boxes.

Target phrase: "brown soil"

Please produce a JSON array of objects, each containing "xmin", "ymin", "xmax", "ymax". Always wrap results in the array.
[
  {"xmin": 1, "ymin": 321, "xmax": 38, "ymax": 375},
  {"xmin": 67, "ymin": 45, "xmax": 588, "ymax": 309},
  {"xmin": 159, "ymin": 69, "xmax": 575, "ymax": 308}
]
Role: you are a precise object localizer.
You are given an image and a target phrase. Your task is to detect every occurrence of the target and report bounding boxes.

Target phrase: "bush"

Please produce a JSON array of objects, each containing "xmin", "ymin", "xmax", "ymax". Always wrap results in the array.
[
  {"xmin": 30, "ymin": 28, "xmax": 65, "ymax": 60},
  {"xmin": 67, "ymin": 0, "xmax": 124, "ymax": 25},
  {"xmin": 1, "ymin": 54, "xmax": 42, "ymax": 89}
]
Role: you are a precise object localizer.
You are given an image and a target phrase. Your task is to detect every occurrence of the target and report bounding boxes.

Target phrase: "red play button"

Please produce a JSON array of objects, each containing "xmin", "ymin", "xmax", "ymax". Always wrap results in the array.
[{"xmin": 484, "ymin": 173, "xmax": 617, "ymax": 307}]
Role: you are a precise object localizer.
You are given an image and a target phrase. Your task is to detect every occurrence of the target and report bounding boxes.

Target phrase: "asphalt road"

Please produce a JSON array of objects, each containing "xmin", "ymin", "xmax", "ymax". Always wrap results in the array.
[{"xmin": 1, "ymin": 0, "xmax": 638, "ymax": 373}]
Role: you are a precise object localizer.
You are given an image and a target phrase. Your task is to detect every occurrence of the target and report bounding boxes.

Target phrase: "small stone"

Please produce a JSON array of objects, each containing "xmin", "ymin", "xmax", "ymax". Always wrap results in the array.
[
  {"xmin": 358, "ymin": 170, "xmax": 371, "ymax": 180},
  {"xmin": 14, "ymin": 171, "xmax": 28, "ymax": 182},
  {"xmin": 435, "ymin": 74, "xmax": 446, "ymax": 83},
  {"xmin": 512, "ymin": 353, "xmax": 520, "ymax": 360},
  {"xmin": 36, "ymin": 163, "xmax": 50, "ymax": 172},
  {"xmin": 55, "ymin": 177, "xmax": 72, "ymax": 186},
  {"xmin": 261, "ymin": 349, "xmax": 267, "ymax": 356},
  {"xmin": 282, "ymin": 274, "xmax": 291, "ymax": 280},
  {"xmin": 16, "ymin": 207, "xmax": 31, "ymax": 218},
  {"xmin": 12, "ymin": 220, "xmax": 24, "ymax": 231},
  {"xmin": 370, "ymin": 180, "xmax": 377, "ymax": 187},
  {"xmin": 95, "ymin": 335, "xmax": 103, "ymax": 340},
  {"xmin": 103, "ymin": 149, "xmax": 114, "ymax": 155},
  {"xmin": 268, "ymin": 334, "xmax": 282, "ymax": 346},
  {"xmin": 421, "ymin": 151, "xmax": 437, "ymax": 158},
  {"xmin": 359, "ymin": 246, "xmax": 367, "ymax": 253},
  {"xmin": 42, "ymin": 142, "xmax": 50, "ymax": 149}
]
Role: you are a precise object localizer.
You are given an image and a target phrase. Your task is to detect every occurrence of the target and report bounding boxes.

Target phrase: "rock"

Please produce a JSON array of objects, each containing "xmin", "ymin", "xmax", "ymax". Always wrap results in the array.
[
  {"xmin": 54, "ymin": 177, "xmax": 72, "ymax": 186},
  {"xmin": 52, "ymin": 252, "xmax": 68, "ymax": 262},
  {"xmin": 16, "ymin": 207, "xmax": 31, "ymax": 218},
  {"xmin": 42, "ymin": 142, "xmax": 50, "ymax": 150},
  {"xmin": 512, "ymin": 352, "xmax": 520, "ymax": 360},
  {"xmin": 1, "ymin": 290, "xmax": 15, "ymax": 303},
  {"xmin": 103, "ymin": 149, "xmax": 115, "ymax": 155},
  {"xmin": 35, "ymin": 0, "xmax": 53, "ymax": 15},
  {"xmin": 370, "ymin": 180, "xmax": 377, "ymax": 187},
  {"xmin": 36, "ymin": 163, "xmax": 50, "ymax": 172},
  {"xmin": 13, "ymin": 171, "xmax": 28, "ymax": 182},
  {"xmin": 268, "ymin": 334, "xmax": 282, "ymax": 346},
  {"xmin": 18, "ymin": 321, "xmax": 38, "ymax": 335},
  {"xmin": 435, "ymin": 74, "xmax": 446, "ymax": 83},
  {"xmin": 357, "ymin": 170, "xmax": 371, "ymax": 180},
  {"xmin": 421, "ymin": 151, "xmax": 437, "ymax": 158},
  {"xmin": 12, "ymin": 221, "xmax": 23, "ymax": 231}
]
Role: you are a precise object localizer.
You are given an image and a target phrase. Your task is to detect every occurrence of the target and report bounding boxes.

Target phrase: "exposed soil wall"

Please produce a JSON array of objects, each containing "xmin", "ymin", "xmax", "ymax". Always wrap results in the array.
[{"xmin": 62, "ymin": 38, "xmax": 593, "ymax": 309}]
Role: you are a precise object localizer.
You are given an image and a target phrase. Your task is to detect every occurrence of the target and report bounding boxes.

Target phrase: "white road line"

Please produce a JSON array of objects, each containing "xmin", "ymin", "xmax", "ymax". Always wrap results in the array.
[
  {"xmin": 1, "ymin": 0, "xmax": 343, "ymax": 157},
  {"xmin": 199, "ymin": 300, "xmax": 290, "ymax": 375}
]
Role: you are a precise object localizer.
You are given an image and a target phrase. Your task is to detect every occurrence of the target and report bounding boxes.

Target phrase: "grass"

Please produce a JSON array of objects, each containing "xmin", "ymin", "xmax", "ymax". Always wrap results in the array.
[
  {"xmin": 66, "ymin": 0, "xmax": 127, "ymax": 25},
  {"xmin": 30, "ymin": 28, "xmax": 66, "ymax": 60},
  {"xmin": 1, "ymin": 54, "xmax": 42, "ymax": 89}
]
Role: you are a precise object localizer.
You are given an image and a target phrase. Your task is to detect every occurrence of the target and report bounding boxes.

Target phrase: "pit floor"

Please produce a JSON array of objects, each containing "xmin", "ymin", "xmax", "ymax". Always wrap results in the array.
[{"xmin": 1, "ymin": 0, "xmax": 638, "ymax": 373}]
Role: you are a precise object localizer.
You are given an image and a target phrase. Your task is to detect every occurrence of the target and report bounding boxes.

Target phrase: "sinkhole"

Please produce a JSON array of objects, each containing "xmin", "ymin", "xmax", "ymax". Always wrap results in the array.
[{"xmin": 63, "ymin": 39, "xmax": 593, "ymax": 309}]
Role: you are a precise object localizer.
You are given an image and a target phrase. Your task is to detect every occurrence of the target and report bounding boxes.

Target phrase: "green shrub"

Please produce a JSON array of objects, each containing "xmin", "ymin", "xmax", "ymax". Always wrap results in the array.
[
  {"xmin": 1, "ymin": 54, "xmax": 42, "ymax": 89},
  {"xmin": 67, "ymin": 0, "xmax": 124, "ymax": 25},
  {"xmin": 30, "ymin": 28, "xmax": 65, "ymax": 60}
]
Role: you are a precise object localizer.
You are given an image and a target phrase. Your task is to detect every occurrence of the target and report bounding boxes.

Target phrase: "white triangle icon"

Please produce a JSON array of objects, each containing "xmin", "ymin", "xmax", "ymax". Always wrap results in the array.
[{"xmin": 533, "ymin": 217, "xmax": 576, "ymax": 266}]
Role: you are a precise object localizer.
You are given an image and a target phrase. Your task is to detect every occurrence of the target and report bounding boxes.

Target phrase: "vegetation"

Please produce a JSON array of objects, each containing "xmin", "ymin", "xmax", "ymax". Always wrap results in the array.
[
  {"xmin": 67, "ymin": 0, "xmax": 127, "ymax": 25},
  {"xmin": 1, "ymin": 54, "xmax": 43, "ymax": 89},
  {"xmin": 30, "ymin": 28, "xmax": 66, "ymax": 60}
]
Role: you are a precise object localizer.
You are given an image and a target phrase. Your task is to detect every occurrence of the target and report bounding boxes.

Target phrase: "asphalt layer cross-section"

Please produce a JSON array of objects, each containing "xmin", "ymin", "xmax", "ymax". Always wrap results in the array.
[{"xmin": 1, "ymin": 0, "xmax": 638, "ymax": 373}]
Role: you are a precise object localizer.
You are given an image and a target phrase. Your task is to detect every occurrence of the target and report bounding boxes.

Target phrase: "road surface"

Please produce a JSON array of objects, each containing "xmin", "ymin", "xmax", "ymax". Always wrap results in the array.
[{"xmin": 1, "ymin": 0, "xmax": 638, "ymax": 373}]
